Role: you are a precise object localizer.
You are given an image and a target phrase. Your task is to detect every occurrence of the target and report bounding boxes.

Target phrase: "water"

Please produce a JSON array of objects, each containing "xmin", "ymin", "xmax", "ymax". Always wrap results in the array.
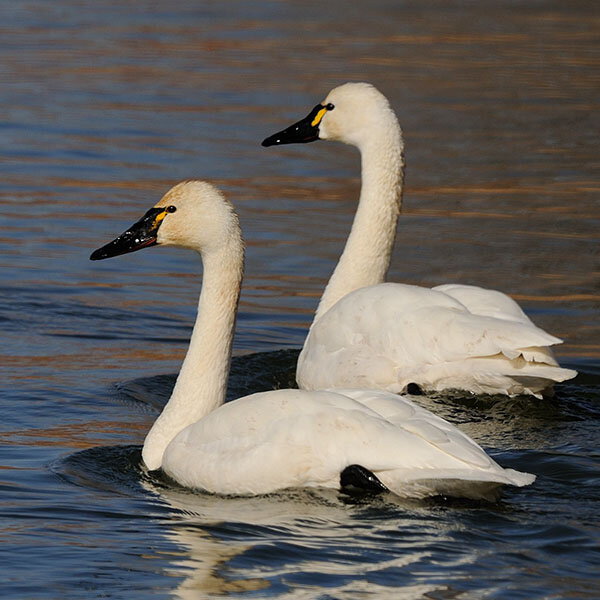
[{"xmin": 1, "ymin": 1, "xmax": 599, "ymax": 597}]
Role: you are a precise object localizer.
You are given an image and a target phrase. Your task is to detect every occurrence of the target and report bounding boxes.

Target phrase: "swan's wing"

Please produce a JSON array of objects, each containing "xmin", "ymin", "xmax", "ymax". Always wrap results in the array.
[
  {"xmin": 162, "ymin": 388, "xmax": 534, "ymax": 498},
  {"xmin": 298, "ymin": 283, "xmax": 576, "ymax": 395},
  {"xmin": 432, "ymin": 283, "xmax": 569, "ymax": 366},
  {"xmin": 432, "ymin": 283, "xmax": 532, "ymax": 324},
  {"xmin": 332, "ymin": 388, "xmax": 494, "ymax": 467}
]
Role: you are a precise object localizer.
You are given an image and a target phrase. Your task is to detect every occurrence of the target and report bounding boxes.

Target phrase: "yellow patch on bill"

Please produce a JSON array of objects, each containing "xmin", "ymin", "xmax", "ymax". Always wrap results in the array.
[
  {"xmin": 311, "ymin": 107, "xmax": 327, "ymax": 127},
  {"xmin": 153, "ymin": 209, "xmax": 168, "ymax": 227}
]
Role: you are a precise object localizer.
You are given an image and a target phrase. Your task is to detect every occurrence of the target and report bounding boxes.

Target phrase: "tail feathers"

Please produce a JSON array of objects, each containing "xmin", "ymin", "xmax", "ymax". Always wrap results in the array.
[
  {"xmin": 502, "ymin": 468, "xmax": 537, "ymax": 487},
  {"xmin": 467, "ymin": 363, "xmax": 577, "ymax": 398},
  {"xmin": 379, "ymin": 467, "xmax": 535, "ymax": 501},
  {"xmin": 485, "ymin": 360, "xmax": 578, "ymax": 383},
  {"xmin": 397, "ymin": 354, "xmax": 577, "ymax": 398},
  {"xmin": 470, "ymin": 342, "xmax": 577, "ymax": 395}
]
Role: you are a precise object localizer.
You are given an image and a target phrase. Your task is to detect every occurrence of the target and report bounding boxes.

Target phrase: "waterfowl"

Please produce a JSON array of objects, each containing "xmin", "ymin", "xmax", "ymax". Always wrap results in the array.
[
  {"xmin": 262, "ymin": 82, "xmax": 576, "ymax": 398},
  {"xmin": 90, "ymin": 180, "xmax": 534, "ymax": 499}
]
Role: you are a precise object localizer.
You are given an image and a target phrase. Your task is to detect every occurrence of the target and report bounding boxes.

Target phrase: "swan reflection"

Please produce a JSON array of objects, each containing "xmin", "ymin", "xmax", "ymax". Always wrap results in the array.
[{"xmin": 142, "ymin": 476, "xmax": 476, "ymax": 599}]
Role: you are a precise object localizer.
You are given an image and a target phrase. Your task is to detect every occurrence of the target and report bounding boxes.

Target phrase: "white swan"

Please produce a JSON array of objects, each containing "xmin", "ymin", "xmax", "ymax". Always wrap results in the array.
[
  {"xmin": 90, "ymin": 180, "xmax": 534, "ymax": 499},
  {"xmin": 262, "ymin": 82, "xmax": 576, "ymax": 398}
]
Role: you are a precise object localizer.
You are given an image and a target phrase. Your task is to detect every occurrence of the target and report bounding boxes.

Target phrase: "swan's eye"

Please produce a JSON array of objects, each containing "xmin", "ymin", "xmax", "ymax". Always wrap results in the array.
[
  {"xmin": 166, "ymin": 205, "xmax": 177, "ymax": 213},
  {"xmin": 326, "ymin": 103, "xmax": 335, "ymax": 111}
]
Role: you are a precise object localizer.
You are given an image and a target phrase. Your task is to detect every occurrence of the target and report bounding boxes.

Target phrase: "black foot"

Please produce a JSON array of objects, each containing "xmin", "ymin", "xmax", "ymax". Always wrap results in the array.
[
  {"xmin": 340, "ymin": 464, "xmax": 388, "ymax": 494},
  {"xmin": 406, "ymin": 382, "xmax": 423, "ymax": 395}
]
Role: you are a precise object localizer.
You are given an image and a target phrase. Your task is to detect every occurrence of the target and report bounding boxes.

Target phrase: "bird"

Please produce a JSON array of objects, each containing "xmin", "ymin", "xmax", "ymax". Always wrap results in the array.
[
  {"xmin": 90, "ymin": 180, "xmax": 534, "ymax": 499},
  {"xmin": 262, "ymin": 82, "xmax": 576, "ymax": 398}
]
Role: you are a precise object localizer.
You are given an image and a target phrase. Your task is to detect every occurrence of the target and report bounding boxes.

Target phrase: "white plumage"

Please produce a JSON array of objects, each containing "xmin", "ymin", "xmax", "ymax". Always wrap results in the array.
[
  {"xmin": 91, "ymin": 180, "xmax": 534, "ymax": 499},
  {"xmin": 298, "ymin": 282, "xmax": 573, "ymax": 397},
  {"xmin": 164, "ymin": 388, "xmax": 534, "ymax": 499},
  {"xmin": 264, "ymin": 82, "xmax": 576, "ymax": 398}
]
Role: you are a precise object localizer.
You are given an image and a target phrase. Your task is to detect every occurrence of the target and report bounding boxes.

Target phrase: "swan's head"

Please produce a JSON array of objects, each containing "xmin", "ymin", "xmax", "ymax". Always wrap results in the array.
[
  {"xmin": 90, "ymin": 180, "xmax": 241, "ymax": 260},
  {"xmin": 262, "ymin": 82, "xmax": 399, "ymax": 149}
]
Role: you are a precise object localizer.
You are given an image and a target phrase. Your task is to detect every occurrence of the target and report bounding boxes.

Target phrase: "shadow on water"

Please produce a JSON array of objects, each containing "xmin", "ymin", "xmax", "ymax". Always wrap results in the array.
[
  {"xmin": 114, "ymin": 348, "xmax": 600, "ymax": 428},
  {"xmin": 114, "ymin": 348, "xmax": 300, "ymax": 412},
  {"xmin": 407, "ymin": 363, "xmax": 600, "ymax": 432}
]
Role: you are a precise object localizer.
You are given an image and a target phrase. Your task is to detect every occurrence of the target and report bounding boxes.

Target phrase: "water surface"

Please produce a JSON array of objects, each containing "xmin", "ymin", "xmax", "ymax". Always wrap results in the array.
[{"xmin": 1, "ymin": 1, "xmax": 598, "ymax": 598}]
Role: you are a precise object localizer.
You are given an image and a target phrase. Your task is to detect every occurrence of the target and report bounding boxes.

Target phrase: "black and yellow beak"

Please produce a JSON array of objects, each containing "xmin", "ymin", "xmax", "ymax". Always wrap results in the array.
[
  {"xmin": 261, "ymin": 103, "xmax": 328, "ymax": 147},
  {"xmin": 90, "ymin": 207, "xmax": 169, "ymax": 261}
]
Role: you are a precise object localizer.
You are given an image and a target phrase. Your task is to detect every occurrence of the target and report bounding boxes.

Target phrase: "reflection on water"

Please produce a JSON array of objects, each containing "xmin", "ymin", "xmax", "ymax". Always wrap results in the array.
[
  {"xmin": 53, "ymin": 436, "xmax": 599, "ymax": 599},
  {"xmin": 1, "ymin": 0, "xmax": 599, "ymax": 598}
]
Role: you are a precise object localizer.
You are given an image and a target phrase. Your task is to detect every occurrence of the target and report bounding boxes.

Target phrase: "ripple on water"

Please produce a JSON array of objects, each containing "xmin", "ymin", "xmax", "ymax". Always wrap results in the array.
[{"xmin": 48, "ymin": 386, "xmax": 599, "ymax": 599}]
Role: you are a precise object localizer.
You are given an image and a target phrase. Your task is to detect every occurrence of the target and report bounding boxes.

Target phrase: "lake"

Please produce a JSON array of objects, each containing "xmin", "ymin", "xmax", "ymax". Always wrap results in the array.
[{"xmin": 1, "ymin": 1, "xmax": 598, "ymax": 598}]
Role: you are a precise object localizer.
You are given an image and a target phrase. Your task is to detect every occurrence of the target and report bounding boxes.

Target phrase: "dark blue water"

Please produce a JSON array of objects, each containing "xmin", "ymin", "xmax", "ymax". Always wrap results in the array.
[{"xmin": 1, "ymin": 1, "xmax": 598, "ymax": 598}]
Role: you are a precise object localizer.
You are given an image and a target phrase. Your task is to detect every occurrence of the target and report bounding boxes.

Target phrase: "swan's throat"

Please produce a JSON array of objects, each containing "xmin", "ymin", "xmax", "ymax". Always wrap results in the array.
[{"xmin": 142, "ymin": 240, "xmax": 244, "ymax": 470}]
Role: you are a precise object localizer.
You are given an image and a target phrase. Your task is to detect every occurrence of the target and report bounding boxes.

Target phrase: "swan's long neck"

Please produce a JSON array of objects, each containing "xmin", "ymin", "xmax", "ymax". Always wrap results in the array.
[
  {"xmin": 314, "ymin": 127, "xmax": 404, "ymax": 321},
  {"xmin": 142, "ymin": 235, "xmax": 244, "ymax": 470}
]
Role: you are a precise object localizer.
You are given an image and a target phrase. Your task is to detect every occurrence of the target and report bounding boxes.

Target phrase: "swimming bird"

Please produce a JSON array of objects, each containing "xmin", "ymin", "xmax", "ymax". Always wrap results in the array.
[
  {"xmin": 90, "ymin": 180, "xmax": 534, "ymax": 499},
  {"xmin": 262, "ymin": 82, "xmax": 576, "ymax": 398}
]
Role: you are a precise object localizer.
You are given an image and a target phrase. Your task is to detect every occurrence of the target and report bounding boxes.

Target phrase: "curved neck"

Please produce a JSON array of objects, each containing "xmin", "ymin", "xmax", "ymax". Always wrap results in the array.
[
  {"xmin": 142, "ymin": 236, "xmax": 244, "ymax": 470},
  {"xmin": 314, "ymin": 129, "xmax": 404, "ymax": 321}
]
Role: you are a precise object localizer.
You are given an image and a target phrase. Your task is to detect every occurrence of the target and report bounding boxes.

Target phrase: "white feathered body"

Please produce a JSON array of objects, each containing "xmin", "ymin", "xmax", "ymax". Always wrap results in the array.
[
  {"xmin": 162, "ymin": 387, "xmax": 534, "ymax": 499},
  {"xmin": 297, "ymin": 283, "xmax": 576, "ymax": 398}
]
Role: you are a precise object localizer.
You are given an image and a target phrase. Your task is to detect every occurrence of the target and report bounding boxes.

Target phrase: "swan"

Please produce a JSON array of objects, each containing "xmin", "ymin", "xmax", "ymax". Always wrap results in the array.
[
  {"xmin": 262, "ymin": 82, "xmax": 577, "ymax": 398},
  {"xmin": 90, "ymin": 180, "xmax": 534, "ymax": 499}
]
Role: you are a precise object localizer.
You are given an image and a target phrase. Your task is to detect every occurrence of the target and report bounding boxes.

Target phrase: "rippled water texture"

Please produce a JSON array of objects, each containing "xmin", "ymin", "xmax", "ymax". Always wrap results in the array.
[{"xmin": 1, "ymin": 1, "xmax": 599, "ymax": 598}]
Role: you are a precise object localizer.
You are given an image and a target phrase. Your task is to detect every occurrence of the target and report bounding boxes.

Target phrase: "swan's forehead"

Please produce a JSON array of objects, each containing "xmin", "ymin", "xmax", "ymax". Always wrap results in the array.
[
  {"xmin": 154, "ymin": 180, "xmax": 218, "ymax": 210},
  {"xmin": 324, "ymin": 82, "xmax": 377, "ymax": 106}
]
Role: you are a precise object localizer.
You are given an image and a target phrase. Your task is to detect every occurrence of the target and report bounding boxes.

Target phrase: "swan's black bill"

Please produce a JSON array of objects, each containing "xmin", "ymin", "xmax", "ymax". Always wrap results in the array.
[
  {"xmin": 261, "ymin": 103, "xmax": 326, "ymax": 147},
  {"xmin": 90, "ymin": 207, "xmax": 167, "ymax": 260}
]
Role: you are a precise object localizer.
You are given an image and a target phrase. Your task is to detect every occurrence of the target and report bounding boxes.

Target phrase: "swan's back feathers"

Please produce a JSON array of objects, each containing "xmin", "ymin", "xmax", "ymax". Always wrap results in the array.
[
  {"xmin": 162, "ymin": 388, "xmax": 534, "ymax": 498},
  {"xmin": 433, "ymin": 283, "xmax": 532, "ymax": 324},
  {"xmin": 298, "ymin": 283, "xmax": 576, "ymax": 396}
]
